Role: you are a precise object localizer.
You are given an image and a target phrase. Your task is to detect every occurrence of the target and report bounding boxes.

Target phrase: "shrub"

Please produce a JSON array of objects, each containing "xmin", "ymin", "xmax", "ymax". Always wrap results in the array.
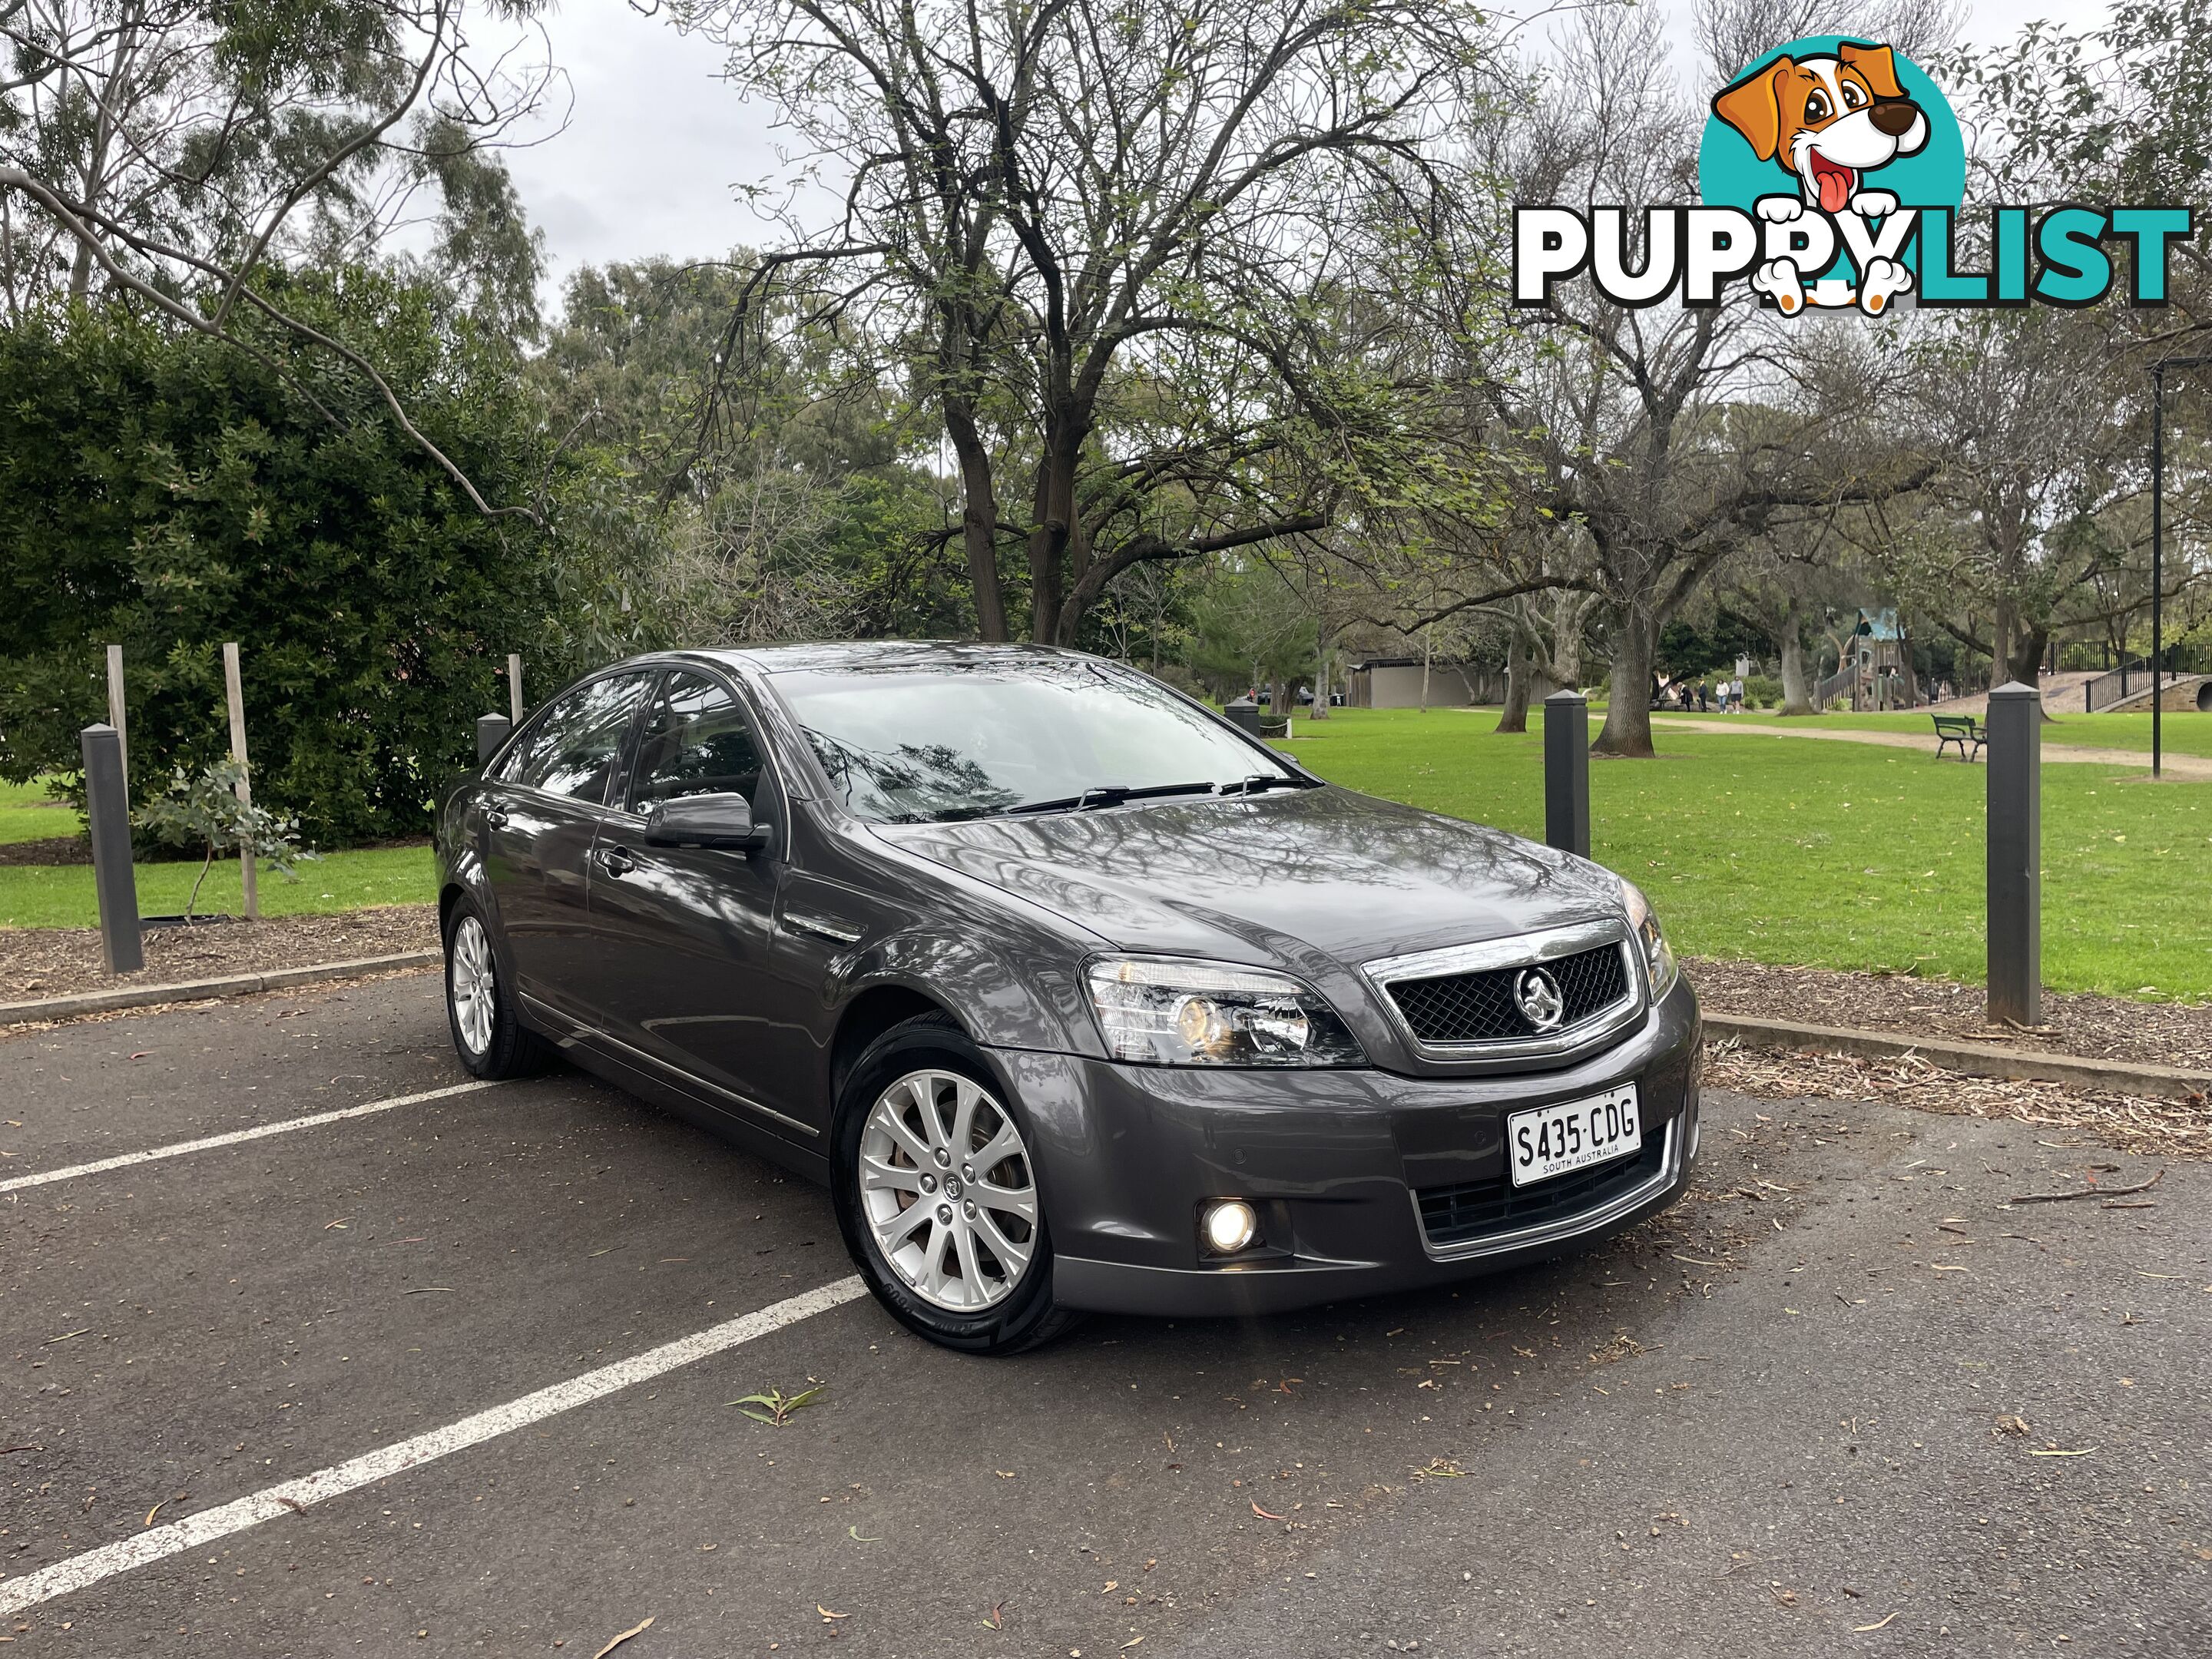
[
  {"xmin": 0, "ymin": 274, "xmax": 567, "ymax": 845},
  {"xmin": 134, "ymin": 760, "xmax": 313, "ymax": 919}
]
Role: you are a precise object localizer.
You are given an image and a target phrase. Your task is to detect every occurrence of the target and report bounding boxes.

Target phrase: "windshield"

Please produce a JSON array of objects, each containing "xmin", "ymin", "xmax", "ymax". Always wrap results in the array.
[{"xmin": 770, "ymin": 657, "xmax": 1300, "ymax": 823}]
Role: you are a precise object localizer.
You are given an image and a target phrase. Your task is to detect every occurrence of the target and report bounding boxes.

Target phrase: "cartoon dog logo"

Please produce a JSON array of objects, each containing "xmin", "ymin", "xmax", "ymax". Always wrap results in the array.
[{"xmin": 1711, "ymin": 41, "xmax": 1929, "ymax": 316}]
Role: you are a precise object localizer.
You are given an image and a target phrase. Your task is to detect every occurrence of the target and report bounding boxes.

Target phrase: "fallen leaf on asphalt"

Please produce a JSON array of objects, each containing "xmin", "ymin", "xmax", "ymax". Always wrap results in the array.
[
  {"xmin": 2031, "ymin": 1447, "xmax": 2094, "ymax": 1457},
  {"xmin": 979, "ymin": 1605, "xmax": 1003, "ymax": 1631},
  {"xmin": 1252, "ymin": 1502, "xmax": 1286, "ymax": 1521},
  {"xmin": 1121, "ymin": 1638, "xmax": 1144, "ymax": 1648},
  {"xmin": 1929, "ymin": 1264, "xmax": 1969, "ymax": 1273},
  {"xmin": 730, "ymin": 1386, "xmax": 823, "ymax": 1426},
  {"xmin": 1853, "ymin": 1613, "xmax": 1899, "ymax": 1631},
  {"xmin": 847, "ymin": 1527, "xmax": 877, "ymax": 1543},
  {"xmin": 591, "ymin": 1617, "xmax": 653, "ymax": 1659},
  {"xmin": 1770, "ymin": 1587, "xmax": 1798, "ymax": 1606},
  {"xmin": 995, "ymin": 1470, "xmax": 1016, "ymax": 1479},
  {"xmin": 818, "ymin": 1607, "xmax": 849, "ymax": 1622},
  {"xmin": 144, "ymin": 1501, "xmax": 167, "ymax": 1527},
  {"xmin": 1103, "ymin": 1581, "xmax": 1118, "ymax": 1594},
  {"xmin": 402, "ymin": 1287, "xmax": 453, "ymax": 1295},
  {"xmin": 324, "ymin": 1219, "xmax": 349, "ymax": 1230},
  {"xmin": 1993, "ymin": 1416, "xmax": 2031, "ymax": 1437}
]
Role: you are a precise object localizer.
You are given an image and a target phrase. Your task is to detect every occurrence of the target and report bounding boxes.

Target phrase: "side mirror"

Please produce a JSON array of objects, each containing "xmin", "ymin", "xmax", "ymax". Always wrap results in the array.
[{"xmin": 642, "ymin": 793, "xmax": 769, "ymax": 852}]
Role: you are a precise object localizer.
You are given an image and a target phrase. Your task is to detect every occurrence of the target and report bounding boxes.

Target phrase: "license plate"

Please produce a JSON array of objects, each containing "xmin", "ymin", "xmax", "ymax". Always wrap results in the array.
[{"xmin": 1507, "ymin": 1084, "xmax": 1641, "ymax": 1187}]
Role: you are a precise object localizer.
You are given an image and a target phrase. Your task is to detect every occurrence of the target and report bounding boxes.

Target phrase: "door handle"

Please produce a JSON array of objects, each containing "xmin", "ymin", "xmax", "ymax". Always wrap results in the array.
[
  {"xmin": 598, "ymin": 843, "xmax": 637, "ymax": 877},
  {"xmin": 482, "ymin": 806, "xmax": 509, "ymax": 829}
]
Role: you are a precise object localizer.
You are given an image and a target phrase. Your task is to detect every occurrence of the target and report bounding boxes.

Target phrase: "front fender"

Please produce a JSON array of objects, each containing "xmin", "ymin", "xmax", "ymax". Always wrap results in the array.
[{"xmin": 830, "ymin": 921, "xmax": 1106, "ymax": 1059}]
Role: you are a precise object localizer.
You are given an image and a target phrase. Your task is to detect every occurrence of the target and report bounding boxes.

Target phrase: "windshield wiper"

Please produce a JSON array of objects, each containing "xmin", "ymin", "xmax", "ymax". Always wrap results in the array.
[{"xmin": 1000, "ymin": 777, "xmax": 1310, "ymax": 816}]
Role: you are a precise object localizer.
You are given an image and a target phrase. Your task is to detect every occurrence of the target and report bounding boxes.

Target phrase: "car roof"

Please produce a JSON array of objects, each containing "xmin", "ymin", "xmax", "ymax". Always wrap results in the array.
[{"xmin": 676, "ymin": 641, "xmax": 1095, "ymax": 675}]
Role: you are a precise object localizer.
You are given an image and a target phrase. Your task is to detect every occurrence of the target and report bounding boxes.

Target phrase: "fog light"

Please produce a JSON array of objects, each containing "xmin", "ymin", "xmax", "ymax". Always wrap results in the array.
[{"xmin": 1201, "ymin": 1198, "xmax": 1258, "ymax": 1255}]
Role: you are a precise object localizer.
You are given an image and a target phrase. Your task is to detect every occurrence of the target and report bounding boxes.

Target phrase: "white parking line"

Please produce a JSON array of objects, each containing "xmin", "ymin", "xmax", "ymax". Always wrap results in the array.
[
  {"xmin": 0, "ymin": 1079, "xmax": 503, "ymax": 1195},
  {"xmin": 0, "ymin": 1274, "xmax": 869, "ymax": 1615}
]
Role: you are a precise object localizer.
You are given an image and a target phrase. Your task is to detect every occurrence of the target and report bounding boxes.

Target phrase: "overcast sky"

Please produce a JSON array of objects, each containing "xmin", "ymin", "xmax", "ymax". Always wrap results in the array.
[{"xmin": 497, "ymin": 0, "xmax": 2089, "ymax": 309}]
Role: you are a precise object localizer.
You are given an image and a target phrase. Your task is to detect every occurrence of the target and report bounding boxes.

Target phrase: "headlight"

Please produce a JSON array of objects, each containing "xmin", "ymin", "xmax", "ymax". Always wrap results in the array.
[
  {"xmin": 1619, "ymin": 879, "xmax": 1681, "ymax": 1001},
  {"xmin": 1085, "ymin": 957, "xmax": 1366, "ymax": 1067}
]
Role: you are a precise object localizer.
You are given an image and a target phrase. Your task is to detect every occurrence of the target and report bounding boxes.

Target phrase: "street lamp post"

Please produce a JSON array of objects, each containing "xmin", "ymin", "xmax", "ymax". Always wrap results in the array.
[{"xmin": 2147, "ymin": 356, "xmax": 2210, "ymax": 780}]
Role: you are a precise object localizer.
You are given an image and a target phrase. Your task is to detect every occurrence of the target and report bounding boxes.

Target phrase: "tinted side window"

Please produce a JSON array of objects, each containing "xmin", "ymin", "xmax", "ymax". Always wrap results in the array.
[
  {"xmin": 628, "ymin": 674, "xmax": 766, "ymax": 810},
  {"xmin": 504, "ymin": 674, "xmax": 650, "ymax": 803}
]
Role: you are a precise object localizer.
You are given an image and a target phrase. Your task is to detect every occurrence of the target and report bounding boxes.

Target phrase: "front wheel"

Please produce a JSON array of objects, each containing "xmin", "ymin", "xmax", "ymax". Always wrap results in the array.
[
  {"xmin": 831, "ymin": 1015, "xmax": 1081, "ymax": 1355},
  {"xmin": 443, "ymin": 900, "xmax": 548, "ymax": 1080}
]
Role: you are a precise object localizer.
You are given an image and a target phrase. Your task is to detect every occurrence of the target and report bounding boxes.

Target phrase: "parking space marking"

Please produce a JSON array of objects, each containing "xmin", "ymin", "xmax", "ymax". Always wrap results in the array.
[
  {"xmin": 0, "ymin": 1079, "xmax": 502, "ymax": 1195},
  {"xmin": 0, "ymin": 1273, "xmax": 868, "ymax": 1615}
]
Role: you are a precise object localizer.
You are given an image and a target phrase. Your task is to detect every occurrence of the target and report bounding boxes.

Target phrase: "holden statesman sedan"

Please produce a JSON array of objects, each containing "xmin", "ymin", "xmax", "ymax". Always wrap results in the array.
[{"xmin": 437, "ymin": 643, "xmax": 1700, "ymax": 1353}]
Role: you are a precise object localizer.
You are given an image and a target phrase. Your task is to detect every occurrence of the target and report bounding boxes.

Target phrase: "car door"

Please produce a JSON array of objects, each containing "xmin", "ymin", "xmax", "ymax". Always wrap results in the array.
[
  {"xmin": 477, "ymin": 670, "xmax": 654, "ymax": 1024},
  {"xmin": 586, "ymin": 669, "xmax": 821, "ymax": 1137}
]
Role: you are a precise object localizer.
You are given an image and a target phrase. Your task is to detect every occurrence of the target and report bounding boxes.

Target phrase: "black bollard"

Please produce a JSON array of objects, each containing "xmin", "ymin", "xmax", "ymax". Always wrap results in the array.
[
  {"xmin": 81, "ymin": 723, "xmax": 144, "ymax": 973},
  {"xmin": 1543, "ymin": 690, "xmax": 1591, "ymax": 859},
  {"xmin": 1985, "ymin": 682, "xmax": 2041, "ymax": 1026},
  {"xmin": 477, "ymin": 712, "xmax": 514, "ymax": 768}
]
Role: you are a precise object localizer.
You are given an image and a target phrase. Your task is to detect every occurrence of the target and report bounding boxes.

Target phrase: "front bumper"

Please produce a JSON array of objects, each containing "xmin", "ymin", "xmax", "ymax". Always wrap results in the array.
[{"xmin": 992, "ymin": 980, "xmax": 1701, "ymax": 1317}]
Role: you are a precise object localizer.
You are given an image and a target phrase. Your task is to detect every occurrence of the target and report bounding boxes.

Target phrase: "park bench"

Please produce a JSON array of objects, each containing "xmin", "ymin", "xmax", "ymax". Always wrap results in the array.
[{"xmin": 1932, "ymin": 714, "xmax": 1985, "ymax": 761}]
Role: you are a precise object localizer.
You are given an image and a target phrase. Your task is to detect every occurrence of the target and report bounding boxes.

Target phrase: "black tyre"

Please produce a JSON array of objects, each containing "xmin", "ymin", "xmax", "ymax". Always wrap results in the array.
[
  {"xmin": 442, "ymin": 899, "xmax": 549, "ymax": 1080},
  {"xmin": 831, "ymin": 1014, "xmax": 1082, "ymax": 1355}
]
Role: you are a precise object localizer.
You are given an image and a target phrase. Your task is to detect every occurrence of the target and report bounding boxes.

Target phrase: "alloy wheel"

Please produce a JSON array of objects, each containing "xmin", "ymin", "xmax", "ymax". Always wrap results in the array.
[
  {"xmin": 858, "ymin": 1068, "xmax": 1039, "ymax": 1313},
  {"xmin": 449, "ymin": 915, "xmax": 496, "ymax": 1057}
]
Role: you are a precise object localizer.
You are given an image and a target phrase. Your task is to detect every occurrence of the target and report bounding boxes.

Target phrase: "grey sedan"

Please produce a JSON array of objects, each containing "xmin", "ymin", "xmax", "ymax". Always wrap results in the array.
[{"xmin": 436, "ymin": 643, "xmax": 1700, "ymax": 1353}]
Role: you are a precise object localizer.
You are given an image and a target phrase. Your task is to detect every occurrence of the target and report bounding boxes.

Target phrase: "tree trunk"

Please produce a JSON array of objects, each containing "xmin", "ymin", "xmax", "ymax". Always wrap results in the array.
[
  {"xmin": 1551, "ymin": 589, "xmax": 1588, "ymax": 689},
  {"xmin": 1593, "ymin": 602, "xmax": 1657, "ymax": 758},
  {"xmin": 1028, "ymin": 426, "xmax": 1082, "ymax": 644},
  {"xmin": 1991, "ymin": 598, "xmax": 2012, "ymax": 693},
  {"xmin": 1777, "ymin": 598, "xmax": 1814, "ymax": 716},
  {"xmin": 1419, "ymin": 630, "xmax": 1432, "ymax": 712},
  {"xmin": 1270, "ymin": 677, "xmax": 1290, "ymax": 735},
  {"xmin": 1495, "ymin": 628, "xmax": 1530, "ymax": 733},
  {"xmin": 943, "ymin": 399, "xmax": 1008, "ymax": 641},
  {"xmin": 1310, "ymin": 620, "xmax": 1331, "ymax": 720}
]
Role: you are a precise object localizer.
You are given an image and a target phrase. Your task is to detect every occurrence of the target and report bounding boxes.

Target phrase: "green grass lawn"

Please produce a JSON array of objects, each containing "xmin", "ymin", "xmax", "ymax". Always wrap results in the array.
[
  {"xmin": 1652, "ymin": 706, "xmax": 2212, "ymax": 759},
  {"xmin": 0, "ymin": 843, "xmax": 435, "ymax": 928},
  {"xmin": 0, "ymin": 777, "xmax": 83, "ymax": 844},
  {"xmin": 1278, "ymin": 708, "xmax": 2212, "ymax": 1001}
]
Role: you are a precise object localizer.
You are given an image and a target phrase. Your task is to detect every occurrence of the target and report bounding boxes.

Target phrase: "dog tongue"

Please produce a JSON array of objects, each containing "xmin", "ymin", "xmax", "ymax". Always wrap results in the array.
[{"xmin": 1817, "ymin": 167, "xmax": 1852, "ymax": 215}]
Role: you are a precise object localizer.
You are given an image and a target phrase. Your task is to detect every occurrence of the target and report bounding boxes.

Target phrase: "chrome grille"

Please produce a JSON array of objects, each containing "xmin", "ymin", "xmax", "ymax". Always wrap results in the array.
[{"xmin": 1385, "ymin": 942, "xmax": 1630, "ymax": 1045}]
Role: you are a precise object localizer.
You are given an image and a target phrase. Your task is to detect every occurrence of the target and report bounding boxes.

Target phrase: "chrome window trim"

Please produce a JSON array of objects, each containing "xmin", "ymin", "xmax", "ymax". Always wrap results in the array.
[
  {"xmin": 1413, "ymin": 1119, "xmax": 1679, "ymax": 1263},
  {"xmin": 1360, "ymin": 917, "xmax": 1645, "ymax": 1061}
]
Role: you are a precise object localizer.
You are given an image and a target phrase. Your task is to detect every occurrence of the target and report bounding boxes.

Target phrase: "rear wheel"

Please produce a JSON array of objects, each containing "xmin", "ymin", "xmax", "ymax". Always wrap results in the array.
[
  {"xmin": 443, "ymin": 900, "xmax": 548, "ymax": 1080},
  {"xmin": 832, "ymin": 1015, "xmax": 1081, "ymax": 1354}
]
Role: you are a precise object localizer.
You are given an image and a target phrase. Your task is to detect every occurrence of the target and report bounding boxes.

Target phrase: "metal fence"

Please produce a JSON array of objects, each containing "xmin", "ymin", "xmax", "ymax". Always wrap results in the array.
[{"xmin": 2082, "ymin": 662, "xmax": 2184, "ymax": 712}]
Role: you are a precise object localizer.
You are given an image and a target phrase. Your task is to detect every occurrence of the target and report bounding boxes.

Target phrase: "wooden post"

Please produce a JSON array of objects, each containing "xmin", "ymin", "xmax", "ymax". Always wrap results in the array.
[
  {"xmin": 105, "ymin": 644, "xmax": 129, "ymax": 786},
  {"xmin": 508, "ymin": 653, "xmax": 525, "ymax": 726},
  {"xmin": 222, "ymin": 642, "xmax": 259, "ymax": 922}
]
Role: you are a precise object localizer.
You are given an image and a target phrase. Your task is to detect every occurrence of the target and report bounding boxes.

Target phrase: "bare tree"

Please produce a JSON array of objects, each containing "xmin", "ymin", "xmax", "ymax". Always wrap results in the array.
[{"xmin": 667, "ymin": 0, "xmax": 1507, "ymax": 644}]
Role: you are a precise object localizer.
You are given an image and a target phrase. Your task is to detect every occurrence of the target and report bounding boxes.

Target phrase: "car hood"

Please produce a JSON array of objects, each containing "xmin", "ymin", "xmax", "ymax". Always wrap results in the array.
[{"xmin": 873, "ymin": 786, "xmax": 1626, "ymax": 975}]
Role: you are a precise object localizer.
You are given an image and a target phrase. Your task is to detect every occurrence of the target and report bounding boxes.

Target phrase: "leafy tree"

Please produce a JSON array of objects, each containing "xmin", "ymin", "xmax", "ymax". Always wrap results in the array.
[
  {"xmin": 2, "ymin": 0, "xmax": 555, "ymax": 508},
  {"xmin": 0, "ymin": 270, "xmax": 562, "ymax": 843}
]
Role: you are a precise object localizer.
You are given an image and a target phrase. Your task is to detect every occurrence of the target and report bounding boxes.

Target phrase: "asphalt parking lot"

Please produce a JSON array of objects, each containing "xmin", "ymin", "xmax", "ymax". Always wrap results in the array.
[{"xmin": 4, "ymin": 975, "xmax": 2208, "ymax": 1657}]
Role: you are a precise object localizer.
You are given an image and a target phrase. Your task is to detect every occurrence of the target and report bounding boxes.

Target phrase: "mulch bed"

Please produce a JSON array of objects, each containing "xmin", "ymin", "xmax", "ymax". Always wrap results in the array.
[
  {"xmin": 0, "ymin": 905, "xmax": 439, "ymax": 1003},
  {"xmin": 0, "ymin": 835, "xmax": 93, "ymax": 866},
  {"xmin": 1707, "ymin": 1041, "xmax": 2209, "ymax": 1161},
  {"xmin": 1687, "ymin": 956, "xmax": 2212, "ymax": 1071}
]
